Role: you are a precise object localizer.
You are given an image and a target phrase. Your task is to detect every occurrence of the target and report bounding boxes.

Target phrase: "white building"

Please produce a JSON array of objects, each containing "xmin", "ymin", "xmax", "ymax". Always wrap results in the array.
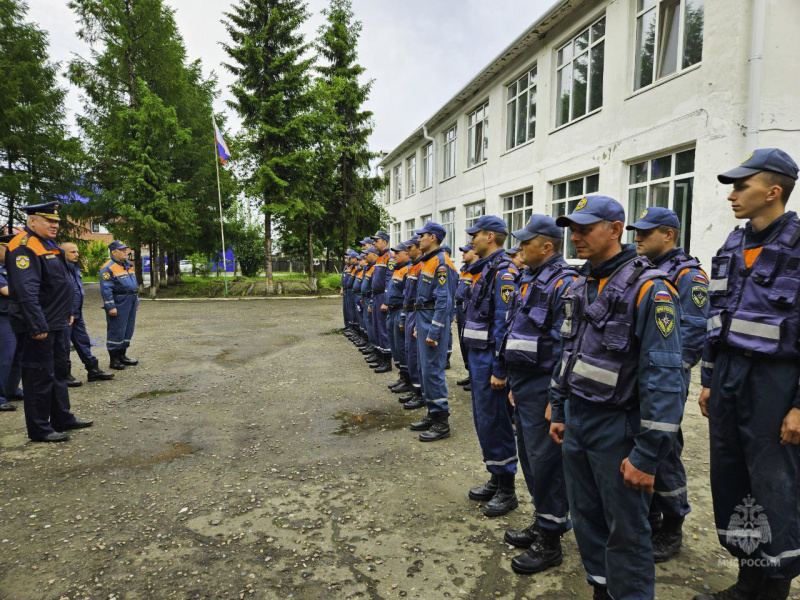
[{"xmin": 379, "ymin": 0, "xmax": 800, "ymax": 267}]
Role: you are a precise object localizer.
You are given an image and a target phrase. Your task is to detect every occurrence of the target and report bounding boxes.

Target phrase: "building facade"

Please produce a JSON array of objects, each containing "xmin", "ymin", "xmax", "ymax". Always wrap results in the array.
[{"xmin": 379, "ymin": 0, "xmax": 800, "ymax": 266}]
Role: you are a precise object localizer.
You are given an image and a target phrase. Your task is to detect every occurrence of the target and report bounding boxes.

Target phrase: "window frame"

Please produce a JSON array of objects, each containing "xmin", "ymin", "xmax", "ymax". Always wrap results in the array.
[
  {"xmin": 502, "ymin": 190, "xmax": 534, "ymax": 249},
  {"xmin": 506, "ymin": 66, "xmax": 538, "ymax": 151},
  {"xmin": 420, "ymin": 214, "xmax": 432, "ymax": 226},
  {"xmin": 440, "ymin": 208, "xmax": 455, "ymax": 248},
  {"xmin": 404, "ymin": 218, "xmax": 416, "ymax": 240},
  {"xmin": 442, "ymin": 125, "xmax": 457, "ymax": 180},
  {"xmin": 550, "ymin": 172, "xmax": 601, "ymax": 260},
  {"xmin": 406, "ymin": 154, "xmax": 417, "ymax": 197},
  {"xmin": 633, "ymin": 0, "xmax": 704, "ymax": 93},
  {"xmin": 464, "ymin": 201, "xmax": 486, "ymax": 245},
  {"xmin": 393, "ymin": 165, "xmax": 402, "ymax": 203},
  {"xmin": 422, "ymin": 143, "xmax": 433, "ymax": 190},
  {"xmin": 392, "ymin": 222, "xmax": 402, "ymax": 247},
  {"xmin": 91, "ymin": 221, "xmax": 110, "ymax": 235},
  {"xmin": 554, "ymin": 14, "xmax": 606, "ymax": 128},
  {"xmin": 467, "ymin": 102, "xmax": 489, "ymax": 168}
]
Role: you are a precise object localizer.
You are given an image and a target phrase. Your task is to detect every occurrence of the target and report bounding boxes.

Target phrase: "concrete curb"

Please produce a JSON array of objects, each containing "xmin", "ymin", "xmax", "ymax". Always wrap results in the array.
[{"xmin": 139, "ymin": 295, "xmax": 340, "ymax": 302}]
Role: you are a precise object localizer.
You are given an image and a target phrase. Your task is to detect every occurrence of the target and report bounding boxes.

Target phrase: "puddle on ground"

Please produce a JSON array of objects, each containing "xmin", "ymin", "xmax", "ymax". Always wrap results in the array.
[
  {"xmin": 127, "ymin": 388, "xmax": 187, "ymax": 401},
  {"xmin": 332, "ymin": 410, "xmax": 412, "ymax": 435}
]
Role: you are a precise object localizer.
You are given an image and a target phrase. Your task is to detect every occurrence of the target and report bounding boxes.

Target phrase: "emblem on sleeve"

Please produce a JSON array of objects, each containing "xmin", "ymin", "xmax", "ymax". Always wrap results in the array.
[
  {"xmin": 656, "ymin": 305, "xmax": 676, "ymax": 337},
  {"xmin": 500, "ymin": 285, "xmax": 514, "ymax": 304},
  {"xmin": 437, "ymin": 266, "xmax": 447, "ymax": 285},
  {"xmin": 692, "ymin": 286, "xmax": 708, "ymax": 308},
  {"xmin": 15, "ymin": 256, "xmax": 29, "ymax": 270},
  {"xmin": 654, "ymin": 290, "xmax": 673, "ymax": 303},
  {"xmin": 102, "ymin": 272, "xmax": 111, "ymax": 281}
]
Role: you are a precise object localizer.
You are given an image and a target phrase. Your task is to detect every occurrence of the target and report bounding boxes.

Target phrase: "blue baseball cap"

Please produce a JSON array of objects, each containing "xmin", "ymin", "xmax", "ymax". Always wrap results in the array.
[
  {"xmin": 626, "ymin": 206, "xmax": 681, "ymax": 231},
  {"xmin": 718, "ymin": 148, "xmax": 799, "ymax": 184},
  {"xmin": 359, "ymin": 237, "xmax": 373, "ymax": 245},
  {"xmin": 391, "ymin": 243, "xmax": 410, "ymax": 253},
  {"xmin": 365, "ymin": 246, "xmax": 378, "ymax": 255},
  {"xmin": 108, "ymin": 240, "xmax": 129, "ymax": 251},
  {"xmin": 507, "ymin": 245, "xmax": 520, "ymax": 255},
  {"xmin": 401, "ymin": 235, "xmax": 420, "ymax": 247},
  {"xmin": 465, "ymin": 215, "xmax": 508, "ymax": 236},
  {"xmin": 358, "ymin": 253, "xmax": 366, "ymax": 260},
  {"xmin": 347, "ymin": 249, "xmax": 359, "ymax": 259},
  {"xmin": 512, "ymin": 214, "xmax": 563, "ymax": 241},
  {"xmin": 555, "ymin": 195, "xmax": 625, "ymax": 227},
  {"xmin": 459, "ymin": 243, "xmax": 474, "ymax": 253},
  {"xmin": 371, "ymin": 230, "xmax": 390, "ymax": 242},
  {"xmin": 414, "ymin": 221, "xmax": 447, "ymax": 241}
]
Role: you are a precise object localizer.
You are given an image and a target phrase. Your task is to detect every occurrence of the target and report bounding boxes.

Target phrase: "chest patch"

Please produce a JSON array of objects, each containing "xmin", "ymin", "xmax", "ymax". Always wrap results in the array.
[
  {"xmin": 102, "ymin": 272, "xmax": 111, "ymax": 281},
  {"xmin": 15, "ymin": 256, "xmax": 29, "ymax": 270},
  {"xmin": 691, "ymin": 286, "xmax": 708, "ymax": 308},
  {"xmin": 500, "ymin": 285, "xmax": 514, "ymax": 304},
  {"xmin": 45, "ymin": 254, "xmax": 56, "ymax": 259},
  {"xmin": 656, "ymin": 305, "xmax": 676, "ymax": 338}
]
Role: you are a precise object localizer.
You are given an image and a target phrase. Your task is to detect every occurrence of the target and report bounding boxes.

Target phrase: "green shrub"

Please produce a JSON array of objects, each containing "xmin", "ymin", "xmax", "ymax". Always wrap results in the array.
[
  {"xmin": 318, "ymin": 273, "xmax": 341, "ymax": 290},
  {"xmin": 81, "ymin": 240, "xmax": 110, "ymax": 276}
]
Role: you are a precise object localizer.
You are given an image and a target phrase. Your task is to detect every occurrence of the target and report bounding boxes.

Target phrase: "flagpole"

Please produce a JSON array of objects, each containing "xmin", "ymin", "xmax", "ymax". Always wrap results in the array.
[{"xmin": 212, "ymin": 114, "xmax": 229, "ymax": 297}]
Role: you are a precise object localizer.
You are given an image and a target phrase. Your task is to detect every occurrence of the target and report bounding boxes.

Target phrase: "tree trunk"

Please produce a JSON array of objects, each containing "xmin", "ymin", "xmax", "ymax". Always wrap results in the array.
[
  {"xmin": 264, "ymin": 210, "xmax": 274, "ymax": 294},
  {"xmin": 149, "ymin": 241, "xmax": 159, "ymax": 299},
  {"xmin": 307, "ymin": 215, "xmax": 316, "ymax": 292},
  {"xmin": 340, "ymin": 156, "xmax": 348, "ymax": 259},
  {"xmin": 158, "ymin": 246, "xmax": 166, "ymax": 285},
  {"xmin": 6, "ymin": 155, "xmax": 13, "ymax": 234},
  {"xmin": 134, "ymin": 243, "xmax": 144, "ymax": 291}
]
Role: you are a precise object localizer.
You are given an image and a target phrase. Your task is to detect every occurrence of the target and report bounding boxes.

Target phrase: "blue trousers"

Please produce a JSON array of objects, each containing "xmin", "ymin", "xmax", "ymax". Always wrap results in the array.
[
  {"xmin": 0, "ymin": 315, "xmax": 16, "ymax": 405},
  {"xmin": 652, "ymin": 368, "xmax": 690, "ymax": 519},
  {"xmin": 709, "ymin": 351, "xmax": 800, "ymax": 580},
  {"xmin": 371, "ymin": 292, "xmax": 391, "ymax": 356},
  {"xmin": 415, "ymin": 311, "xmax": 449, "ymax": 414},
  {"xmin": 387, "ymin": 308, "xmax": 407, "ymax": 373},
  {"xmin": 509, "ymin": 367, "xmax": 570, "ymax": 533},
  {"xmin": 70, "ymin": 311, "xmax": 97, "ymax": 368},
  {"xmin": 563, "ymin": 398, "xmax": 654, "ymax": 599},
  {"xmin": 341, "ymin": 292, "xmax": 348, "ymax": 328},
  {"xmin": 106, "ymin": 294, "xmax": 137, "ymax": 351},
  {"xmin": 404, "ymin": 311, "xmax": 421, "ymax": 389},
  {"xmin": 347, "ymin": 291, "xmax": 358, "ymax": 329},
  {"xmin": 364, "ymin": 297, "xmax": 376, "ymax": 347},
  {"xmin": 455, "ymin": 305, "xmax": 469, "ymax": 370},
  {"xmin": 353, "ymin": 294, "xmax": 364, "ymax": 334},
  {"xmin": 19, "ymin": 329, "xmax": 75, "ymax": 439},
  {"xmin": 468, "ymin": 346, "xmax": 517, "ymax": 475}
]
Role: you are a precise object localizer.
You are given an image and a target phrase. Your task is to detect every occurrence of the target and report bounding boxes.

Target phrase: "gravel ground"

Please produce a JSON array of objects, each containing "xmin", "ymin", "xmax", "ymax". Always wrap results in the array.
[{"xmin": 1, "ymin": 285, "xmax": 798, "ymax": 600}]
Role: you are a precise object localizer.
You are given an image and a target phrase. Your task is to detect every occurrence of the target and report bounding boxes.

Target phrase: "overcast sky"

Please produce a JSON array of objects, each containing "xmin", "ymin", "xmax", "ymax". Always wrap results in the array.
[{"xmin": 28, "ymin": 0, "xmax": 553, "ymax": 156}]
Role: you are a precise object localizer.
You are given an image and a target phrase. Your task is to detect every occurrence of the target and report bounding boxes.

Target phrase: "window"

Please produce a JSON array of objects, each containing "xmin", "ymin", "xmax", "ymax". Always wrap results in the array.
[
  {"xmin": 465, "ymin": 202, "xmax": 485, "ymax": 244},
  {"xmin": 404, "ymin": 219, "xmax": 415, "ymax": 240},
  {"xmin": 627, "ymin": 148, "xmax": 695, "ymax": 252},
  {"xmin": 406, "ymin": 154, "xmax": 417, "ymax": 196},
  {"xmin": 394, "ymin": 165, "xmax": 402, "ymax": 202},
  {"xmin": 443, "ymin": 125, "xmax": 457, "ymax": 179},
  {"xmin": 392, "ymin": 222, "xmax": 402, "ymax": 246},
  {"xmin": 440, "ymin": 209, "xmax": 455, "ymax": 247},
  {"xmin": 422, "ymin": 143, "xmax": 433, "ymax": 189},
  {"xmin": 634, "ymin": 0, "xmax": 704, "ymax": 91},
  {"xmin": 551, "ymin": 172, "xmax": 601, "ymax": 259},
  {"xmin": 502, "ymin": 191, "xmax": 534, "ymax": 248},
  {"xmin": 91, "ymin": 221, "xmax": 110, "ymax": 234},
  {"xmin": 506, "ymin": 67, "xmax": 537, "ymax": 150},
  {"xmin": 467, "ymin": 102, "xmax": 489, "ymax": 167},
  {"xmin": 556, "ymin": 16, "xmax": 606, "ymax": 127},
  {"xmin": 421, "ymin": 214, "xmax": 432, "ymax": 226}
]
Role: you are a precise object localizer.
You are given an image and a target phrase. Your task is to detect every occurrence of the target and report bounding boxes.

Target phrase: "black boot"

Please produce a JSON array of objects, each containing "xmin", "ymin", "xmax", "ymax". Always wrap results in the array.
[
  {"xmin": 468, "ymin": 474, "xmax": 499, "ymax": 501},
  {"xmin": 652, "ymin": 515, "xmax": 684, "ymax": 563},
  {"xmin": 593, "ymin": 586, "xmax": 611, "ymax": 600},
  {"xmin": 483, "ymin": 474, "xmax": 518, "ymax": 517},
  {"xmin": 403, "ymin": 390, "xmax": 425, "ymax": 410},
  {"xmin": 456, "ymin": 376, "xmax": 470, "ymax": 386},
  {"xmin": 504, "ymin": 519, "xmax": 541, "ymax": 548},
  {"xmin": 373, "ymin": 354, "xmax": 393, "ymax": 373},
  {"xmin": 758, "ymin": 578, "xmax": 792, "ymax": 600},
  {"xmin": 120, "ymin": 349, "xmax": 138, "ymax": 366},
  {"xmin": 648, "ymin": 503, "xmax": 663, "ymax": 537},
  {"xmin": 86, "ymin": 359, "xmax": 114, "ymax": 382},
  {"xmin": 109, "ymin": 350, "xmax": 125, "ymax": 370},
  {"xmin": 410, "ymin": 411, "xmax": 434, "ymax": 431},
  {"xmin": 388, "ymin": 375, "xmax": 405, "ymax": 390},
  {"xmin": 463, "ymin": 383, "xmax": 471, "ymax": 391},
  {"xmin": 511, "ymin": 529, "xmax": 563, "ymax": 574},
  {"xmin": 67, "ymin": 371, "xmax": 83, "ymax": 388},
  {"xmin": 391, "ymin": 372, "xmax": 412, "ymax": 393},
  {"xmin": 359, "ymin": 345, "xmax": 373, "ymax": 355},
  {"xmin": 693, "ymin": 565, "xmax": 765, "ymax": 600},
  {"xmin": 419, "ymin": 411, "xmax": 450, "ymax": 442},
  {"xmin": 445, "ymin": 356, "xmax": 451, "ymax": 370}
]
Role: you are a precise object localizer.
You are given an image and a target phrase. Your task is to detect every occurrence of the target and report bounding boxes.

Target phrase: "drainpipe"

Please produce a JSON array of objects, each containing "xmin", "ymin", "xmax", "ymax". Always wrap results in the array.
[
  {"xmin": 422, "ymin": 124, "xmax": 438, "ymax": 220},
  {"xmin": 745, "ymin": 0, "xmax": 766, "ymax": 152}
]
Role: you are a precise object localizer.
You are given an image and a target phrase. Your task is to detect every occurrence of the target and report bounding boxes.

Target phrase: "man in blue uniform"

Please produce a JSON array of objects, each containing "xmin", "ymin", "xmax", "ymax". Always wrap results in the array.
[
  {"xmin": 61, "ymin": 243, "xmax": 114, "ymax": 386},
  {"xmin": 99, "ymin": 241, "xmax": 139, "ymax": 370},
  {"xmin": 507, "ymin": 244, "xmax": 524, "ymax": 274},
  {"xmin": 409, "ymin": 222, "xmax": 457, "ymax": 441},
  {"xmin": 0, "ymin": 235, "xmax": 18, "ymax": 412},
  {"xmin": 549, "ymin": 195, "xmax": 685, "ymax": 600},
  {"xmin": 362, "ymin": 247, "xmax": 379, "ymax": 367},
  {"xmin": 371, "ymin": 231, "xmax": 394, "ymax": 373},
  {"xmin": 502, "ymin": 215, "xmax": 577, "ymax": 573},
  {"xmin": 399, "ymin": 237, "xmax": 425, "ymax": 410},
  {"xmin": 352, "ymin": 255, "xmax": 368, "ymax": 350},
  {"xmin": 627, "ymin": 206, "xmax": 708, "ymax": 562},
  {"xmin": 455, "ymin": 243, "xmax": 477, "ymax": 391},
  {"xmin": 386, "ymin": 243, "xmax": 412, "ymax": 393},
  {"xmin": 462, "ymin": 215, "xmax": 520, "ymax": 516},
  {"xmin": 7, "ymin": 202, "xmax": 93, "ymax": 442},
  {"xmin": 696, "ymin": 149, "xmax": 800, "ymax": 600},
  {"xmin": 340, "ymin": 251, "xmax": 353, "ymax": 333}
]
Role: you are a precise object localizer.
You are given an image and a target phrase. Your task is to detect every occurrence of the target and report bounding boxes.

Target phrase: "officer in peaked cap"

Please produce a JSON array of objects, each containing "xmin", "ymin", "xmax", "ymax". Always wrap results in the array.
[
  {"xmin": 501, "ymin": 214, "xmax": 578, "ymax": 575},
  {"xmin": 7, "ymin": 202, "xmax": 93, "ymax": 442},
  {"xmin": 0, "ymin": 234, "xmax": 18, "ymax": 412},
  {"xmin": 549, "ymin": 195, "xmax": 684, "ymax": 600},
  {"xmin": 455, "ymin": 243, "xmax": 477, "ymax": 390},
  {"xmin": 462, "ymin": 215, "xmax": 520, "ymax": 517},
  {"xmin": 627, "ymin": 206, "xmax": 708, "ymax": 562},
  {"xmin": 99, "ymin": 241, "xmax": 139, "ymax": 370},
  {"xmin": 696, "ymin": 149, "xmax": 800, "ymax": 600},
  {"xmin": 370, "ymin": 231, "xmax": 395, "ymax": 373},
  {"xmin": 409, "ymin": 222, "xmax": 457, "ymax": 441}
]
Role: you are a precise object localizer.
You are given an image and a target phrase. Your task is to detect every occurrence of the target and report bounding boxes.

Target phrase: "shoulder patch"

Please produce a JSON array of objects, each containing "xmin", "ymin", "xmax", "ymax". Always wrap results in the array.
[
  {"xmin": 500, "ymin": 285, "xmax": 514, "ymax": 304},
  {"xmin": 500, "ymin": 273, "xmax": 515, "ymax": 281},
  {"xmin": 654, "ymin": 290, "xmax": 673, "ymax": 303},
  {"xmin": 437, "ymin": 266, "xmax": 447, "ymax": 285},
  {"xmin": 692, "ymin": 274, "xmax": 709, "ymax": 284},
  {"xmin": 102, "ymin": 272, "xmax": 111, "ymax": 281},
  {"xmin": 19, "ymin": 236, "xmax": 29, "ymax": 246},
  {"xmin": 691, "ymin": 285, "xmax": 708, "ymax": 308},
  {"xmin": 656, "ymin": 304, "xmax": 676, "ymax": 338},
  {"xmin": 15, "ymin": 255, "xmax": 30, "ymax": 270}
]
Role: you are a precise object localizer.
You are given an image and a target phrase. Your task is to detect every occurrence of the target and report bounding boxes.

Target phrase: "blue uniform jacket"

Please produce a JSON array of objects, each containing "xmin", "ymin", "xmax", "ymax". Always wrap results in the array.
[
  {"xmin": 551, "ymin": 246, "xmax": 685, "ymax": 476},
  {"xmin": 386, "ymin": 260, "xmax": 409, "ymax": 306},
  {"xmin": 0, "ymin": 263, "xmax": 9, "ymax": 314},
  {"xmin": 67, "ymin": 260, "xmax": 86, "ymax": 316},
  {"xmin": 99, "ymin": 257, "xmax": 138, "ymax": 311},
  {"xmin": 415, "ymin": 248, "xmax": 457, "ymax": 343},
  {"xmin": 371, "ymin": 249, "xmax": 393, "ymax": 293}
]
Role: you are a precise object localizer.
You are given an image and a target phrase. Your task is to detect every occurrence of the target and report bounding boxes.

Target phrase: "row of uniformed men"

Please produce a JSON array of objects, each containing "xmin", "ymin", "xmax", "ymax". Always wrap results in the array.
[
  {"xmin": 0, "ymin": 201, "xmax": 141, "ymax": 443},
  {"xmin": 340, "ymin": 148, "xmax": 800, "ymax": 600}
]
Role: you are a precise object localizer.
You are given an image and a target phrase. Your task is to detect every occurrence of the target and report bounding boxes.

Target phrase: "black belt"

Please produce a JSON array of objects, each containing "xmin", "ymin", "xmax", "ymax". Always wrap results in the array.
[
  {"xmin": 387, "ymin": 304, "xmax": 403, "ymax": 310},
  {"xmin": 404, "ymin": 304, "xmax": 415, "ymax": 312},
  {"xmin": 455, "ymin": 300, "xmax": 464, "ymax": 308},
  {"xmin": 114, "ymin": 291, "xmax": 139, "ymax": 296},
  {"xmin": 414, "ymin": 301, "xmax": 435, "ymax": 310}
]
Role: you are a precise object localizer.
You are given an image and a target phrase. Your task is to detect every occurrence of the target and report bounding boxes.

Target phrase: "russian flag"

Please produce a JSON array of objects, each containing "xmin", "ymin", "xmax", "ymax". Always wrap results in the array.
[{"xmin": 213, "ymin": 117, "xmax": 231, "ymax": 164}]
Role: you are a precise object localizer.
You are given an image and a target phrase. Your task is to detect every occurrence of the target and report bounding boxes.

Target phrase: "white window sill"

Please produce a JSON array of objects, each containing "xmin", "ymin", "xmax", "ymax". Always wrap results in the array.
[
  {"xmin": 440, "ymin": 175, "xmax": 457, "ymax": 184},
  {"xmin": 626, "ymin": 63, "xmax": 702, "ymax": 101},
  {"xmin": 464, "ymin": 161, "xmax": 488, "ymax": 174},
  {"xmin": 550, "ymin": 108, "xmax": 602, "ymax": 135},
  {"xmin": 421, "ymin": 185, "xmax": 433, "ymax": 192},
  {"xmin": 501, "ymin": 137, "xmax": 536, "ymax": 157},
  {"xmin": 406, "ymin": 193, "xmax": 416, "ymax": 199}
]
